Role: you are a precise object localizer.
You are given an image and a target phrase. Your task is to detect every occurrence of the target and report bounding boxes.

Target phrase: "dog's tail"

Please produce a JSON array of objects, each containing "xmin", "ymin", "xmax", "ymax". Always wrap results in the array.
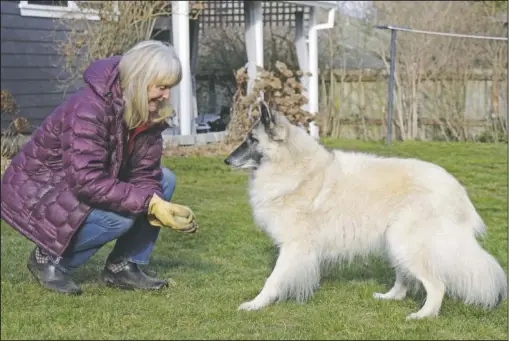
[{"xmin": 431, "ymin": 208, "xmax": 507, "ymax": 308}]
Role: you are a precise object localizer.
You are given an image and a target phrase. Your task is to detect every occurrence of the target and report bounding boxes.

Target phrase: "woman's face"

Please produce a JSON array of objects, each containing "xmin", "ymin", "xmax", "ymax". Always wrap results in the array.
[{"xmin": 147, "ymin": 84, "xmax": 171, "ymax": 113}]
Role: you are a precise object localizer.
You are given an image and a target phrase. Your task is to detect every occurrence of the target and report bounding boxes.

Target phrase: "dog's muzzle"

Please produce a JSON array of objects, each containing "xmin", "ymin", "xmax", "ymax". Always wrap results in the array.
[{"xmin": 224, "ymin": 138, "xmax": 262, "ymax": 169}]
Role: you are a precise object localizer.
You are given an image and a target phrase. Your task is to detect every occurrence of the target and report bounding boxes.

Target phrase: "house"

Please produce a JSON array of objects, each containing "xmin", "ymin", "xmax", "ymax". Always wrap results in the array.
[
  {"xmin": 1, "ymin": 0, "xmax": 176, "ymax": 131},
  {"xmin": 1, "ymin": 1, "xmax": 349, "ymax": 141},
  {"xmin": 1, "ymin": 1, "xmax": 80, "ymax": 131}
]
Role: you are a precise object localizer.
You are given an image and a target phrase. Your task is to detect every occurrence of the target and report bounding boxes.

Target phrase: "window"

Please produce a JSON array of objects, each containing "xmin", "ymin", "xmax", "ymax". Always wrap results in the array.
[
  {"xmin": 19, "ymin": 1, "xmax": 118, "ymax": 21},
  {"xmin": 27, "ymin": 1, "xmax": 69, "ymax": 6},
  {"xmin": 152, "ymin": 29, "xmax": 172, "ymax": 44}
]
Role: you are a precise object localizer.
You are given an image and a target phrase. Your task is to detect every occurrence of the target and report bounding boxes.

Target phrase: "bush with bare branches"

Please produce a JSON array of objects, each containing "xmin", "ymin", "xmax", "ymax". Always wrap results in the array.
[
  {"xmin": 197, "ymin": 24, "xmax": 301, "ymax": 112},
  {"xmin": 54, "ymin": 1, "xmax": 203, "ymax": 93},
  {"xmin": 1, "ymin": 90, "xmax": 30, "ymax": 160},
  {"xmin": 318, "ymin": 1, "xmax": 507, "ymax": 142}
]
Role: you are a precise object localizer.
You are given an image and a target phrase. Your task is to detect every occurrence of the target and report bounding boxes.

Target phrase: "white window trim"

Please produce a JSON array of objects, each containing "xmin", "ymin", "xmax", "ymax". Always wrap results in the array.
[{"xmin": 18, "ymin": 1, "xmax": 119, "ymax": 21}]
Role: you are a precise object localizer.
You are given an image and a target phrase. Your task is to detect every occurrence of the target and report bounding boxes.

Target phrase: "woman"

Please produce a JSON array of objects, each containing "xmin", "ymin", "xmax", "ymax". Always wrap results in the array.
[{"xmin": 1, "ymin": 40, "xmax": 197, "ymax": 295}]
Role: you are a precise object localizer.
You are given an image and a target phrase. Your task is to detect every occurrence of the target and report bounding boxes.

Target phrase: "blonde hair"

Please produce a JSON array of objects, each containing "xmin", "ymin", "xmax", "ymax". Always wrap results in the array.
[{"xmin": 119, "ymin": 40, "xmax": 182, "ymax": 129}]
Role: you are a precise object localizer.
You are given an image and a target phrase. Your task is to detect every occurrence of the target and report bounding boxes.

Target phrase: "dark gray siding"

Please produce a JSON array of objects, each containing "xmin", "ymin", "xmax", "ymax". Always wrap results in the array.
[{"xmin": 1, "ymin": 1, "xmax": 81, "ymax": 131}]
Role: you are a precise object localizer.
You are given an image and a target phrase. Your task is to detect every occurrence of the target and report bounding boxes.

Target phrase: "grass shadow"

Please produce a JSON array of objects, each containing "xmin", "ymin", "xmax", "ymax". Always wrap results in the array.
[
  {"xmin": 147, "ymin": 256, "xmax": 220, "ymax": 274},
  {"xmin": 323, "ymin": 257, "xmax": 394, "ymax": 285},
  {"xmin": 71, "ymin": 255, "xmax": 220, "ymax": 284},
  {"xmin": 266, "ymin": 248, "xmax": 426, "ymax": 300}
]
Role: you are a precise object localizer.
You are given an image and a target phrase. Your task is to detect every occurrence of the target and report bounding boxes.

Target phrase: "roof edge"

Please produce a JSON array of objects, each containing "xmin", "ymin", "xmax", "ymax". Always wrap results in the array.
[{"xmin": 283, "ymin": 1, "xmax": 340, "ymax": 10}]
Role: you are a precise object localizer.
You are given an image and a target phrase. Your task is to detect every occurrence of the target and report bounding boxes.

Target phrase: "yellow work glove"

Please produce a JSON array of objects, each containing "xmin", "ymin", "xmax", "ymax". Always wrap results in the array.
[{"xmin": 147, "ymin": 194, "xmax": 197, "ymax": 233}]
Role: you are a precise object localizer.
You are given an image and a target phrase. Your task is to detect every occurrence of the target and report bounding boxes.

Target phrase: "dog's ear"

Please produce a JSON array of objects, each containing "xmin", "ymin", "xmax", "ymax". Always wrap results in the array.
[
  {"xmin": 259, "ymin": 101, "xmax": 275, "ymax": 131},
  {"xmin": 259, "ymin": 102, "xmax": 287, "ymax": 142}
]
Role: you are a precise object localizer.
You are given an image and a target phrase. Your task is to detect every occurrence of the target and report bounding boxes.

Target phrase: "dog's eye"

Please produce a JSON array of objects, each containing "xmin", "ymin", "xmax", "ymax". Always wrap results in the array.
[{"xmin": 249, "ymin": 135, "xmax": 258, "ymax": 143}]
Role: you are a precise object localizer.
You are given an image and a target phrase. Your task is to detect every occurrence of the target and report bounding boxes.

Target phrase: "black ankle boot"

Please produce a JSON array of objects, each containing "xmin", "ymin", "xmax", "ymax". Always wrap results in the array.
[
  {"xmin": 27, "ymin": 247, "xmax": 82, "ymax": 295},
  {"xmin": 102, "ymin": 260, "xmax": 167, "ymax": 290}
]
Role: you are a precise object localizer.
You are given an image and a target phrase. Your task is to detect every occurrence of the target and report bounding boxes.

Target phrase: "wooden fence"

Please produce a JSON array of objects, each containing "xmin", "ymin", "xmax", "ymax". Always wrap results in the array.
[{"xmin": 319, "ymin": 69, "xmax": 508, "ymax": 141}]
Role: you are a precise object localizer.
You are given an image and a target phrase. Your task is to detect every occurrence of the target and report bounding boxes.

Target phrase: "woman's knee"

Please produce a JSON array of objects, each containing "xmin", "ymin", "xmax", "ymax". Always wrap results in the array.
[{"xmin": 161, "ymin": 167, "xmax": 176, "ymax": 201}]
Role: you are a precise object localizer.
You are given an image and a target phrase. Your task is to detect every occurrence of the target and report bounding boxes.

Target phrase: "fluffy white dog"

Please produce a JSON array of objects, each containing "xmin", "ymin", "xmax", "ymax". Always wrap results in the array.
[{"xmin": 224, "ymin": 102, "xmax": 507, "ymax": 320}]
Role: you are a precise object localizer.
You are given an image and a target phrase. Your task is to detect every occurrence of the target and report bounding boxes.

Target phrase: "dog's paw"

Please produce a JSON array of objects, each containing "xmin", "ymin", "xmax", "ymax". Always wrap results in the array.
[
  {"xmin": 373, "ymin": 292, "xmax": 388, "ymax": 300},
  {"xmin": 373, "ymin": 292, "xmax": 405, "ymax": 300},
  {"xmin": 405, "ymin": 312, "xmax": 437, "ymax": 320},
  {"xmin": 238, "ymin": 300, "xmax": 265, "ymax": 311},
  {"xmin": 405, "ymin": 312, "xmax": 423, "ymax": 320}
]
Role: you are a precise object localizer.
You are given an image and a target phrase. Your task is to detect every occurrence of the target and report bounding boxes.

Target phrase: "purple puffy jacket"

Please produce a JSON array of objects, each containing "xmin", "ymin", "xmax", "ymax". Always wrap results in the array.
[{"xmin": 1, "ymin": 56, "xmax": 168, "ymax": 258}]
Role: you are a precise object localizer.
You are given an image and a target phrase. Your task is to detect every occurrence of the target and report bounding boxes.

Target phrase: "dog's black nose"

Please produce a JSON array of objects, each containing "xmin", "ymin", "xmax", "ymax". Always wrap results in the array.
[{"xmin": 224, "ymin": 158, "xmax": 230, "ymax": 165}]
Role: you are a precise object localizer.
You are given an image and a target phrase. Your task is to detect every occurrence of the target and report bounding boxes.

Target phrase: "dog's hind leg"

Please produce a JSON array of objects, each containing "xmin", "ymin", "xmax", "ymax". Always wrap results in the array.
[
  {"xmin": 373, "ymin": 269, "xmax": 408, "ymax": 300},
  {"xmin": 383, "ymin": 220, "xmax": 446, "ymax": 320},
  {"xmin": 405, "ymin": 271, "xmax": 445, "ymax": 320},
  {"xmin": 238, "ymin": 244, "xmax": 320, "ymax": 311},
  {"xmin": 394, "ymin": 248, "xmax": 445, "ymax": 319}
]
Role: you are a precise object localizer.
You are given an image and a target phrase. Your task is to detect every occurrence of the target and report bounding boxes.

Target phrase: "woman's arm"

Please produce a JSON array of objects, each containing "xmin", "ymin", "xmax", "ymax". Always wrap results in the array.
[
  {"xmin": 126, "ymin": 132, "xmax": 165, "ymax": 193},
  {"xmin": 61, "ymin": 102, "xmax": 163, "ymax": 215}
]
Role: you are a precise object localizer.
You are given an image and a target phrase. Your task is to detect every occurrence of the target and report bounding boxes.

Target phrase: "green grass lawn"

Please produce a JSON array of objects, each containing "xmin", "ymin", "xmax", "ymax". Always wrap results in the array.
[{"xmin": 1, "ymin": 140, "xmax": 507, "ymax": 340}]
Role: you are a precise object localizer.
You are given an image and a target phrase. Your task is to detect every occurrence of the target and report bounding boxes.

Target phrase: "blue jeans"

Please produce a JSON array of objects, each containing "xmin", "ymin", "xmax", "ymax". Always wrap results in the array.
[{"xmin": 57, "ymin": 168, "xmax": 176, "ymax": 273}]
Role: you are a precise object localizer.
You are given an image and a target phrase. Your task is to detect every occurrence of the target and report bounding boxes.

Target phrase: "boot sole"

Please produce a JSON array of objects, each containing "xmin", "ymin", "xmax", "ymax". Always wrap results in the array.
[
  {"xmin": 102, "ymin": 274, "xmax": 167, "ymax": 291},
  {"xmin": 103, "ymin": 276, "xmax": 136, "ymax": 290},
  {"xmin": 27, "ymin": 264, "xmax": 82, "ymax": 295}
]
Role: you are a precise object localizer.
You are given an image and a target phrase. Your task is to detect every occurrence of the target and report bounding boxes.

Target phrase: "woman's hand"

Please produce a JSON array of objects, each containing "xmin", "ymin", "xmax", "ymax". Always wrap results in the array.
[{"xmin": 147, "ymin": 194, "xmax": 197, "ymax": 233}]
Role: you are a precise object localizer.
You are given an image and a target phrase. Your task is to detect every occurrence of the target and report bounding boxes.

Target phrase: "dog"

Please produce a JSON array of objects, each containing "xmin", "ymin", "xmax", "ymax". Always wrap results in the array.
[{"xmin": 224, "ymin": 101, "xmax": 507, "ymax": 320}]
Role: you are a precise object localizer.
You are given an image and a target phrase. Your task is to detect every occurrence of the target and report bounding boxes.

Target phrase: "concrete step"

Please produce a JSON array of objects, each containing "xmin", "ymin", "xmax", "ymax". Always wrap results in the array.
[{"xmin": 162, "ymin": 131, "xmax": 226, "ymax": 147}]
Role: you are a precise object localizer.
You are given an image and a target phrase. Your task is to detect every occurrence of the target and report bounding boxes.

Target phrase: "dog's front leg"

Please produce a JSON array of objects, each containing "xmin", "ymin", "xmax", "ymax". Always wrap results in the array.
[{"xmin": 238, "ymin": 244, "xmax": 320, "ymax": 311}]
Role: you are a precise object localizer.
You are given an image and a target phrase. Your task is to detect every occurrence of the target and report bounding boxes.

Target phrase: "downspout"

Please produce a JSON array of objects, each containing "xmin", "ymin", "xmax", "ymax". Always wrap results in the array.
[{"xmin": 307, "ymin": 6, "xmax": 337, "ymax": 139}]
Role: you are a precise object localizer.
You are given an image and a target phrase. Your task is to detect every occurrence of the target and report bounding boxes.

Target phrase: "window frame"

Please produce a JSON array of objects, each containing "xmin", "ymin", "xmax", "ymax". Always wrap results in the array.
[{"xmin": 18, "ymin": 1, "xmax": 118, "ymax": 21}]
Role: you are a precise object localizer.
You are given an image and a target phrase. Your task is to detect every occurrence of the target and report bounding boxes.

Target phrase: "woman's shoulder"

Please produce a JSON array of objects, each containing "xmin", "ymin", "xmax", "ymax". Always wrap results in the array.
[{"xmin": 64, "ymin": 87, "xmax": 114, "ymax": 120}]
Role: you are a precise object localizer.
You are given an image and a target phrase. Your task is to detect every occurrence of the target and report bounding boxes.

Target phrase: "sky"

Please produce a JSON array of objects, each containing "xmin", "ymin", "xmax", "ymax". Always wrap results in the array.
[{"xmin": 337, "ymin": 1, "xmax": 372, "ymax": 19}]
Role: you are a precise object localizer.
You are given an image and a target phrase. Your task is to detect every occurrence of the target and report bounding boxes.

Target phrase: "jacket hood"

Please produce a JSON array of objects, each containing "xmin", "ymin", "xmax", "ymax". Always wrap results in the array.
[{"xmin": 83, "ymin": 55, "xmax": 122, "ymax": 100}]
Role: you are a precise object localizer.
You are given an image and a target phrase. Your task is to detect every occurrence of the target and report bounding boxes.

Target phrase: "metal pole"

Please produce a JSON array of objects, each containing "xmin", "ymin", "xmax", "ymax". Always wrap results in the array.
[{"xmin": 386, "ymin": 28, "xmax": 397, "ymax": 146}]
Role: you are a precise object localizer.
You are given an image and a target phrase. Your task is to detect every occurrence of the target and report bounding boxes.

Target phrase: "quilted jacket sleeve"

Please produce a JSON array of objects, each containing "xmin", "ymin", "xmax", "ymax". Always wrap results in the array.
[{"xmin": 61, "ymin": 102, "xmax": 162, "ymax": 215}]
